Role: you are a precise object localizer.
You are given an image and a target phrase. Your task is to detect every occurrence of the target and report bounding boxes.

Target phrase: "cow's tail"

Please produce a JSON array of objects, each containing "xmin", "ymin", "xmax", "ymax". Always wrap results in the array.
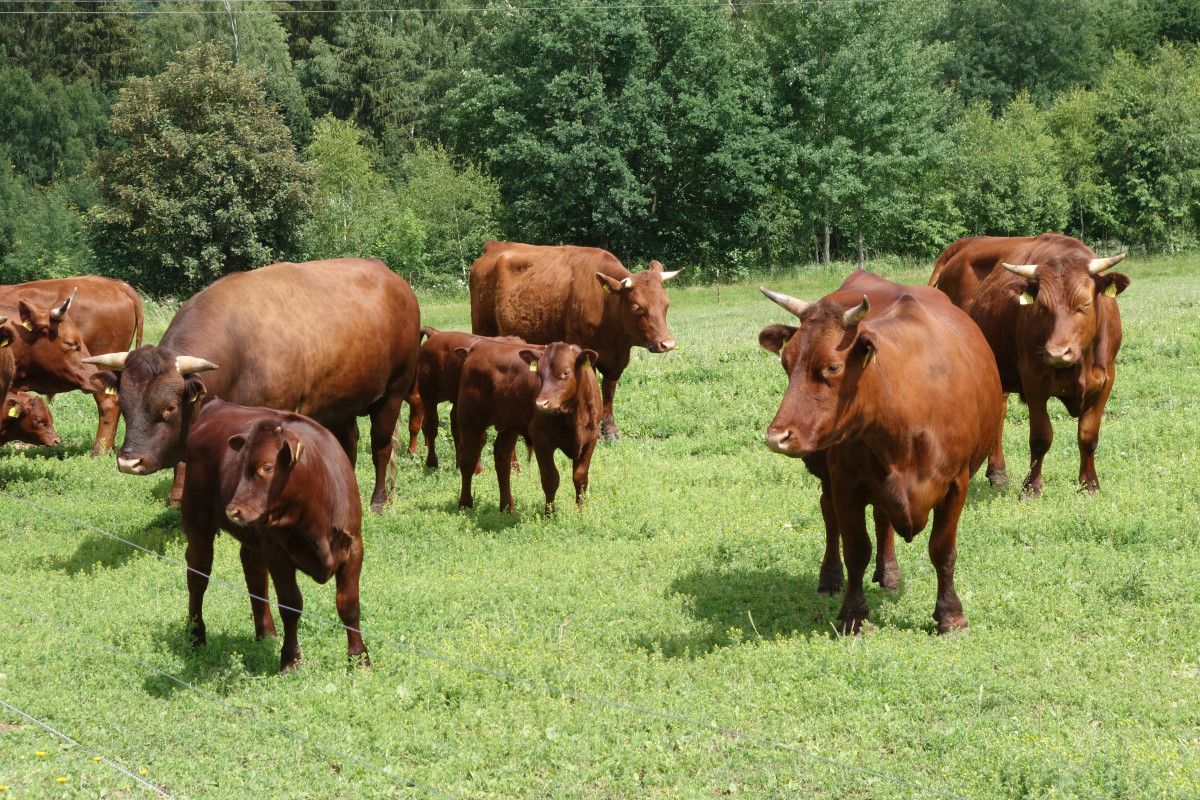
[
  {"xmin": 123, "ymin": 281, "xmax": 146, "ymax": 348},
  {"xmin": 420, "ymin": 325, "xmax": 438, "ymax": 342}
]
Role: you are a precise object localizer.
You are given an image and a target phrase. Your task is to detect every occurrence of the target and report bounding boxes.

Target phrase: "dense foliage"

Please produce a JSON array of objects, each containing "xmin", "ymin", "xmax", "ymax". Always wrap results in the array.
[{"xmin": 1, "ymin": 0, "xmax": 1199, "ymax": 295}]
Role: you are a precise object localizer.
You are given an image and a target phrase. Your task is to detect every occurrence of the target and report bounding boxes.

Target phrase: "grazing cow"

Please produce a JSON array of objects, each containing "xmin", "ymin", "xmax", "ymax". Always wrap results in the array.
[
  {"xmin": 84, "ymin": 258, "xmax": 421, "ymax": 513},
  {"xmin": 759, "ymin": 269, "xmax": 1002, "ymax": 633},
  {"xmin": 416, "ymin": 326, "xmax": 525, "ymax": 469},
  {"xmin": 181, "ymin": 400, "xmax": 367, "ymax": 673},
  {"xmin": 0, "ymin": 392, "xmax": 60, "ymax": 447},
  {"xmin": 456, "ymin": 340, "xmax": 601, "ymax": 513},
  {"xmin": 0, "ymin": 276, "xmax": 143, "ymax": 455},
  {"xmin": 469, "ymin": 241, "xmax": 680, "ymax": 440},
  {"xmin": 929, "ymin": 234, "xmax": 1129, "ymax": 497}
]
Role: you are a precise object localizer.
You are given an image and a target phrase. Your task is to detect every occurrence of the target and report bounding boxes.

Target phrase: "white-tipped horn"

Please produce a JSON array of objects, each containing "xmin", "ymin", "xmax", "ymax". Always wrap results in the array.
[
  {"xmin": 620, "ymin": 277, "xmax": 633, "ymax": 289},
  {"xmin": 660, "ymin": 268, "xmax": 683, "ymax": 281},
  {"xmin": 175, "ymin": 356, "xmax": 218, "ymax": 375},
  {"xmin": 83, "ymin": 352, "xmax": 130, "ymax": 369},
  {"xmin": 759, "ymin": 286, "xmax": 810, "ymax": 318},
  {"xmin": 844, "ymin": 295, "xmax": 870, "ymax": 326},
  {"xmin": 1088, "ymin": 253, "xmax": 1126, "ymax": 274},
  {"xmin": 1002, "ymin": 262, "xmax": 1039, "ymax": 280},
  {"xmin": 0, "ymin": 316, "xmax": 7, "ymax": 325},
  {"xmin": 50, "ymin": 287, "xmax": 77, "ymax": 321}
]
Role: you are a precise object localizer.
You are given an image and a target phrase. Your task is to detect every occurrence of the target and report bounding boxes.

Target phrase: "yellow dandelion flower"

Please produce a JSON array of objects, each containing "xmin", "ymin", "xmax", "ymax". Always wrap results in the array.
[
  {"xmin": 140, "ymin": 769, "xmax": 147, "ymax": 776},
  {"xmin": 36, "ymin": 751, "xmax": 46, "ymax": 756},
  {"xmin": 57, "ymin": 777, "xmax": 67, "ymax": 783},
  {"xmin": 93, "ymin": 756, "xmax": 103, "ymax": 762}
]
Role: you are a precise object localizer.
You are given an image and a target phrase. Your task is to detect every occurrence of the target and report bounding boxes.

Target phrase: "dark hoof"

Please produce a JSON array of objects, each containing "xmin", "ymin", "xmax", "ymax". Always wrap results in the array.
[
  {"xmin": 168, "ymin": 494, "xmax": 183, "ymax": 508},
  {"xmin": 986, "ymin": 467, "xmax": 1008, "ymax": 488},
  {"xmin": 600, "ymin": 420, "xmax": 621, "ymax": 441},
  {"xmin": 936, "ymin": 615, "xmax": 968, "ymax": 635},
  {"xmin": 872, "ymin": 567, "xmax": 902, "ymax": 592},
  {"xmin": 369, "ymin": 500, "xmax": 385, "ymax": 514},
  {"xmin": 837, "ymin": 618, "xmax": 871, "ymax": 636},
  {"xmin": 816, "ymin": 572, "xmax": 844, "ymax": 596}
]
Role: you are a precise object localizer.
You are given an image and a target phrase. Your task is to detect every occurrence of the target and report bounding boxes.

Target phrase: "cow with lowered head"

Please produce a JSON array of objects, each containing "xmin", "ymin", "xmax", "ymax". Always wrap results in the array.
[
  {"xmin": 0, "ymin": 392, "xmax": 60, "ymax": 447},
  {"xmin": 759, "ymin": 270, "xmax": 1002, "ymax": 634},
  {"xmin": 456, "ymin": 339, "xmax": 601, "ymax": 513},
  {"xmin": 181, "ymin": 400, "xmax": 368, "ymax": 673},
  {"xmin": 469, "ymin": 241, "xmax": 680, "ymax": 440},
  {"xmin": 84, "ymin": 258, "xmax": 421, "ymax": 513},
  {"xmin": 929, "ymin": 234, "xmax": 1129, "ymax": 498}
]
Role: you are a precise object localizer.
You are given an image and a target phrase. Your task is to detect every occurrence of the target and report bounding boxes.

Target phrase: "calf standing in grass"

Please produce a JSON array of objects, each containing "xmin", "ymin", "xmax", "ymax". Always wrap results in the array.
[
  {"xmin": 456, "ymin": 340, "xmax": 601, "ymax": 513},
  {"xmin": 181, "ymin": 400, "xmax": 368, "ymax": 673},
  {"xmin": 0, "ymin": 392, "xmax": 60, "ymax": 447}
]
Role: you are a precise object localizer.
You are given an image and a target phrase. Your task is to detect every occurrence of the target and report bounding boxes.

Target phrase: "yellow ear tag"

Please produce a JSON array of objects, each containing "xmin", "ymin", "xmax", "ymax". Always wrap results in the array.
[
  {"xmin": 602, "ymin": 283, "xmax": 612, "ymax": 294},
  {"xmin": 1104, "ymin": 283, "xmax": 1117, "ymax": 298},
  {"xmin": 529, "ymin": 360, "xmax": 538, "ymax": 371},
  {"xmin": 583, "ymin": 357, "xmax": 591, "ymax": 371},
  {"xmin": 0, "ymin": 336, "xmax": 9, "ymax": 347},
  {"xmin": 1019, "ymin": 292, "xmax": 1034, "ymax": 305},
  {"xmin": 6, "ymin": 405, "xmax": 18, "ymax": 418},
  {"xmin": 22, "ymin": 319, "xmax": 33, "ymax": 331},
  {"xmin": 862, "ymin": 350, "xmax": 873, "ymax": 368},
  {"xmin": 104, "ymin": 387, "xmax": 118, "ymax": 396}
]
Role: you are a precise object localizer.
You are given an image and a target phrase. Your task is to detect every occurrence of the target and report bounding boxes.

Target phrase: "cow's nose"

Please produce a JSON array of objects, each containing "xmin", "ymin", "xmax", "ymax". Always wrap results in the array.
[
  {"xmin": 226, "ymin": 506, "xmax": 243, "ymax": 523},
  {"xmin": 536, "ymin": 398, "xmax": 551, "ymax": 409},
  {"xmin": 117, "ymin": 456, "xmax": 146, "ymax": 475},
  {"xmin": 1046, "ymin": 347, "xmax": 1077, "ymax": 367},
  {"xmin": 659, "ymin": 338, "xmax": 676, "ymax": 352},
  {"xmin": 49, "ymin": 436, "xmax": 61, "ymax": 446},
  {"xmin": 765, "ymin": 427, "xmax": 792, "ymax": 453}
]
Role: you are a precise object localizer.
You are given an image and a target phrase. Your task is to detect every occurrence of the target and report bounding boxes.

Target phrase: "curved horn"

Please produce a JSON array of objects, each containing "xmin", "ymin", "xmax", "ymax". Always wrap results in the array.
[
  {"xmin": 660, "ymin": 268, "xmax": 683, "ymax": 281},
  {"xmin": 1002, "ymin": 262, "xmax": 1038, "ymax": 280},
  {"xmin": 83, "ymin": 352, "xmax": 130, "ymax": 369},
  {"xmin": 176, "ymin": 356, "xmax": 218, "ymax": 375},
  {"xmin": 620, "ymin": 277, "xmax": 633, "ymax": 289},
  {"xmin": 844, "ymin": 295, "xmax": 870, "ymax": 326},
  {"xmin": 1088, "ymin": 253, "xmax": 1126, "ymax": 274},
  {"xmin": 0, "ymin": 316, "xmax": 7, "ymax": 325},
  {"xmin": 50, "ymin": 287, "xmax": 77, "ymax": 321},
  {"xmin": 759, "ymin": 286, "xmax": 810, "ymax": 318}
]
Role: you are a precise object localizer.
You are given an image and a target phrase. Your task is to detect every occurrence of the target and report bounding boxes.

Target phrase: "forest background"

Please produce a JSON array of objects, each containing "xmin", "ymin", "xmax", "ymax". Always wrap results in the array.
[{"xmin": 0, "ymin": 0, "xmax": 1198, "ymax": 297}]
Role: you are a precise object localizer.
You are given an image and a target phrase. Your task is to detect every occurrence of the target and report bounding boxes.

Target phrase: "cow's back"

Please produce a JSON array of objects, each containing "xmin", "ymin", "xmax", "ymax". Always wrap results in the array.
[
  {"xmin": 458, "ymin": 341, "xmax": 542, "ymax": 434},
  {"xmin": 0, "ymin": 276, "xmax": 143, "ymax": 354},
  {"xmin": 164, "ymin": 259, "xmax": 420, "ymax": 430}
]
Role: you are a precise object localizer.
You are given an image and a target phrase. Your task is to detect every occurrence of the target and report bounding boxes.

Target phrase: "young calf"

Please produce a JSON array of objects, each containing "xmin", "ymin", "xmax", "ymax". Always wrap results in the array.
[
  {"xmin": 456, "ymin": 340, "xmax": 602, "ymax": 513},
  {"xmin": 0, "ymin": 391, "xmax": 60, "ymax": 447},
  {"xmin": 181, "ymin": 399, "xmax": 368, "ymax": 672}
]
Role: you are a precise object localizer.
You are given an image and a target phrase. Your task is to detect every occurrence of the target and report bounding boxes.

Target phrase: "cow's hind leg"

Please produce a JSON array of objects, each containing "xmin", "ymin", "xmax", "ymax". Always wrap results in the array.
[
  {"xmin": 335, "ymin": 535, "xmax": 369, "ymax": 667},
  {"xmin": 929, "ymin": 474, "xmax": 969, "ymax": 633},
  {"xmin": 404, "ymin": 384, "xmax": 423, "ymax": 456},
  {"xmin": 366, "ymin": 382, "xmax": 407, "ymax": 513},
  {"xmin": 239, "ymin": 543, "xmax": 277, "ymax": 640},
  {"xmin": 871, "ymin": 505, "xmax": 901, "ymax": 591},
  {"xmin": 422, "ymin": 398, "xmax": 441, "ymax": 468},
  {"xmin": 985, "ymin": 393, "xmax": 1009, "ymax": 488}
]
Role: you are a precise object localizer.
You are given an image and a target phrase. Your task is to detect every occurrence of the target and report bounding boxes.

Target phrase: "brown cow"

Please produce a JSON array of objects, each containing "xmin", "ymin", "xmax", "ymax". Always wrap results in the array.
[
  {"xmin": 759, "ymin": 269, "xmax": 1002, "ymax": 633},
  {"xmin": 929, "ymin": 234, "xmax": 1129, "ymax": 498},
  {"xmin": 84, "ymin": 258, "xmax": 421, "ymax": 513},
  {"xmin": 181, "ymin": 400, "xmax": 368, "ymax": 673},
  {"xmin": 0, "ymin": 317, "xmax": 16, "ymax": 421},
  {"xmin": 0, "ymin": 391, "xmax": 60, "ymax": 447},
  {"xmin": 0, "ymin": 298, "xmax": 97, "ymax": 407},
  {"xmin": 456, "ymin": 340, "xmax": 601, "ymax": 513},
  {"xmin": 0, "ymin": 276, "xmax": 143, "ymax": 455},
  {"xmin": 416, "ymin": 326, "xmax": 525, "ymax": 469},
  {"xmin": 469, "ymin": 241, "xmax": 680, "ymax": 440}
]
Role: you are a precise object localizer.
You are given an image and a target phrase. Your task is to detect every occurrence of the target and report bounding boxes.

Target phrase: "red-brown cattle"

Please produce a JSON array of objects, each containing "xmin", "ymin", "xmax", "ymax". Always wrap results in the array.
[
  {"xmin": 929, "ymin": 234, "xmax": 1129, "ymax": 498},
  {"xmin": 0, "ymin": 276, "xmax": 142, "ymax": 455},
  {"xmin": 469, "ymin": 241, "xmax": 680, "ymax": 440},
  {"xmin": 0, "ymin": 298, "xmax": 97, "ymax": 411},
  {"xmin": 181, "ymin": 400, "xmax": 368, "ymax": 673},
  {"xmin": 759, "ymin": 269, "xmax": 1002, "ymax": 634},
  {"xmin": 0, "ymin": 317, "xmax": 16, "ymax": 419},
  {"xmin": 84, "ymin": 258, "xmax": 421, "ymax": 513},
  {"xmin": 456, "ymin": 340, "xmax": 601, "ymax": 513},
  {"xmin": 416, "ymin": 326, "xmax": 525, "ymax": 469},
  {"xmin": 0, "ymin": 391, "xmax": 60, "ymax": 447}
]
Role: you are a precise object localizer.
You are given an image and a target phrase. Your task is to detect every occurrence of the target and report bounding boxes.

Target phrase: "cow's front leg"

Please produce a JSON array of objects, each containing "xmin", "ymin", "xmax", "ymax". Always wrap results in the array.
[
  {"xmin": 335, "ymin": 535, "xmax": 369, "ymax": 668},
  {"xmin": 367, "ymin": 385, "xmax": 406, "ymax": 513},
  {"xmin": 493, "ymin": 430, "xmax": 520, "ymax": 513},
  {"xmin": 833, "ymin": 495, "xmax": 871, "ymax": 635},
  {"xmin": 183, "ymin": 530, "xmax": 215, "ymax": 647},
  {"xmin": 572, "ymin": 440, "xmax": 596, "ymax": 507},
  {"xmin": 1022, "ymin": 397, "xmax": 1054, "ymax": 500},
  {"xmin": 929, "ymin": 474, "xmax": 969, "ymax": 633},
  {"xmin": 599, "ymin": 377, "xmax": 620, "ymax": 440},
  {"xmin": 90, "ymin": 389, "xmax": 121, "ymax": 457},
  {"xmin": 533, "ymin": 440, "xmax": 560, "ymax": 513},
  {"xmin": 1076, "ymin": 372, "xmax": 1114, "ymax": 494},
  {"xmin": 815, "ymin": 481, "xmax": 843, "ymax": 595},
  {"xmin": 265, "ymin": 555, "xmax": 304, "ymax": 674},
  {"xmin": 871, "ymin": 505, "xmax": 901, "ymax": 591},
  {"xmin": 168, "ymin": 463, "xmax": 187, "ymax": 507},
  {"xmin": 239, "ymin": 543, "xmax": 276, "ymax": 640}
]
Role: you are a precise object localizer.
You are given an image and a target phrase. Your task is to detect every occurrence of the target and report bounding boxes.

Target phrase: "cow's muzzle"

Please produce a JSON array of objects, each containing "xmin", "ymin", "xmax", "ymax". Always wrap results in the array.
[
  {"xmin": 765, "ymin": 427, "xmax": 813, "ymax": 458},
  {"xmin": 649, "ymin": 338, "xmax": 676, "ymax": 353},
  {"xmin": 117, "ymin": 456, "xmax": 149, "ymax": 475},
  {"xmin": 226, "ymin": 503, "xmax": 262, "ymax": 526}
]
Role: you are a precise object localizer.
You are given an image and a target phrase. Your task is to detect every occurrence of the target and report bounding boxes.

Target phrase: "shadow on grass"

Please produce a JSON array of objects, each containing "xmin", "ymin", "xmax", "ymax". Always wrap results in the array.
[
  {"xmin": 4, "ymin": 442, "xmax": 86, "ymax": 461},
  {"xmin": 143, "ymin": 625, "xmax": 283, "ymax": 697},
  {"xmin": 632, "ymin": 565, "xmax": 923, "ymax": 659},
  {"xmin": 45, "ymin": 505, "xmax": 183, "ymax": 576}
]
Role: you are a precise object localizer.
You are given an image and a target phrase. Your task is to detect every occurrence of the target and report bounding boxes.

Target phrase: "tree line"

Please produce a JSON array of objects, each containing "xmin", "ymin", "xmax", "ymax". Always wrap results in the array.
[{"xmin": 0, "ymin": 0, "xmax": 1198, "ymax": 296}]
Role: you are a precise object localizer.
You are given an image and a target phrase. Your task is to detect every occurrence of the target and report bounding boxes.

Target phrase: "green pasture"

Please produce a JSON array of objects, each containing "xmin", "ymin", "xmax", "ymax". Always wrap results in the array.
[{"xmin": 1, "ymin": 256, "xmax": 1199, "ymax": 799}]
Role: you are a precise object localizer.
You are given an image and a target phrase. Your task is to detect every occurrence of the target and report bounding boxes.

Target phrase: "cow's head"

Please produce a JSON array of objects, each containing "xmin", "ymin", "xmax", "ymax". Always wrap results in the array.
[
  {"xmin": 83, "ymin": 346, "xmax": 218, "ymax": 475},
  {"xmin": 594, "ymin": 261, "xmax": 682, "ymax": 353},
  {"xmin": 0, "ymin": 392, "xmax": 60, "ymax": 447},
  {"xmin": 759, "ymin": 286, "xmax": 876, "ymax": 457},
  {"xmin": 1003, "ymin": 253, "xmax": 1129, "ymax": 367},
  {"xmin": 225, "ymin": 420, "xmax": 302, "ymax": 525},
  {"xmin": 519, "ymin": 343, "xmax": 600, "ymax": 414},
  {"xmin": 7, "ymin": 291, "xmax": 96, "ymax": 393}
]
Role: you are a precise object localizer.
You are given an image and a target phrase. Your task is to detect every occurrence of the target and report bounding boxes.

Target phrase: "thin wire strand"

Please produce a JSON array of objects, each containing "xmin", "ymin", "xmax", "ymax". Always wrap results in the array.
[
  {"xmin": 0, "ymin": 0, "xmax": 900, "ymax": 13},
  {"xmin": 0, "ymin": 487, "xmax": 971, "ymax": 799},
  {"xmin": 0, "ymin": 595, "xmax": 461, "ymax": 800},
  {"xmin": 0, "ymin": 696, "xmax": 179, "ymax": 798}
]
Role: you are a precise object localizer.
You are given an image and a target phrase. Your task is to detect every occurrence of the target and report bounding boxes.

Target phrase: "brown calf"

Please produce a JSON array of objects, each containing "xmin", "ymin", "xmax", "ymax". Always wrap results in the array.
[{"xmin": 0, "ymin": 392, "xmax": 60, "ymax": 447}]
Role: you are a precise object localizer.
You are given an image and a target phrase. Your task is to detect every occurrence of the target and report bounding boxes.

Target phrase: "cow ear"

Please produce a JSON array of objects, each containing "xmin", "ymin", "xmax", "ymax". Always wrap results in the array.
[
  {"xmin": 281, "ymin": 438, "xmax": 303, "ymax": 466},
  {"xmin": 17, "ymin": 300, "xmax": 42, "ymax": 333},
  {"xmin": 854, "ymin": 330, "xmax": 879, "ymax": 369},
  {"xmin": 576, "ymin": 349, "xmax": 599, "ymax": 372},
  {"xmin": 1008, "ymin": 279, "xmax": 1038, "ymax": 305},
  {"xmin": 228, "ymin": 435, "xmax": 247, "ymax": 452},
  {"xmin": 453, "ymin": 346, "xmax": 470, "ymax": 361},
  {"xmin": 1095, "ymin": 272, "xmax": 1130, "ymax": 298},
  {"xmin": 6, "ymin": 399, "xmax": 21, "ymax": 419},
  {"xmin": 758, "ymin": 324, "xmax": 798, "ymax": 355},
  {"xmin": 518, "ymin": 349, "xmax": 539, "ymax": 366},
  {"xmin": 94, "ymin": 370, "xmax": 120, "ymax": 396},
  {"xmin": 595, "ymin": 273, "xmax": 625, "ymax": 294},
  {"xmin": 184, "ymin": 375, "xmax": 207, "ymax": 404}
]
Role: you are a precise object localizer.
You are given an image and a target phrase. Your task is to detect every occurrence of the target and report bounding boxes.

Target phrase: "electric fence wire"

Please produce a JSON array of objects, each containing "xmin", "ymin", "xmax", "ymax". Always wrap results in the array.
[
  {"xmin": 0, "ymin": 0, "xmax": 902, "ymax": 14},
  {"xmin": 0, "ymin": 696, "xmax": 180, "ymax": 798},
  {"xmin": 0, "ymin": 595, "xmax": 462, "ymax": 800},
  {"xmin": 0, "ymin": 488, "xmax": 972, "ymax": 800}
]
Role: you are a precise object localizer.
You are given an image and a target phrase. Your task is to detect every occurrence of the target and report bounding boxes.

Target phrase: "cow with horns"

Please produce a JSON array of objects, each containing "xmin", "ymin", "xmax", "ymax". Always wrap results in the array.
[
  {"xmin": 928, "ymin": 234, "xmax": 1129, "ymax": 498},
  {"xmin": 759, "ymin": 270, "xmax": 1002, "ymax": 634},
  {"xmin": 84, "ymin": 258, "xmax": 421, "ymax": 513}
]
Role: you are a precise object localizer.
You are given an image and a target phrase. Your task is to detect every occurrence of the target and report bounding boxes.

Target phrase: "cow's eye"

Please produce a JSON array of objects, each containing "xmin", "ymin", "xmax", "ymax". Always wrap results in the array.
[
  {"xmin": 161, "ymin": 403, "xmax": 179, "ymax": 420},
  {"xmin": 826, "ymin": 363, "xmax": 842, "ymax": 375},
  {"xmin": 630, "ymin": 303, "xmax": 643, "ymax": 315},
  {"xmin": 65, "ymin": 340, "xmax": 79, "ymax": 351},
  {"xmin": 1076, "ymin": 302, "xmax": 1091, "ymax": 313},
  {"xmin": 260, "ymin": 464, "xmax": 274, "ymax": 475}
]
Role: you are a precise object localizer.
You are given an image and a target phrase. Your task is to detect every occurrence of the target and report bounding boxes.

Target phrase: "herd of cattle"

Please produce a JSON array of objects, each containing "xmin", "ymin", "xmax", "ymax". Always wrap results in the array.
[{"xmin": 0, "ymin": 233, "xmax": 1129, "ymax": 670}]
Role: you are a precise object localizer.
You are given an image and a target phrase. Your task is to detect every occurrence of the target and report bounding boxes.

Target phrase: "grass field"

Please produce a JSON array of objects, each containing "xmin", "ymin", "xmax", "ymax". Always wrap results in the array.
[{"xmin": 1, "ymin": 255, "xmax": 1199, "ymax": 799}]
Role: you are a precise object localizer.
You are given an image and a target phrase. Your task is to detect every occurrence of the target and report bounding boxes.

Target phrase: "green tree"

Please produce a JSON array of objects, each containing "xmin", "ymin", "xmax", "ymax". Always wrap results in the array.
[
  {"xmin": 390, "ymin": 142, "xmax": 500, "ymax": 289},
  {"xmin": 946, "ymin": 94, "xmax": 1070, "ymax": 237},
  {"xmin": 0, "ymin": 66, "xmax": 106, "ymax": 185},
  {"xmin": 1, "ymin": 183, "xmax": 93, "ymax": 284},
  {"xmin": 0, "ymin": 1, "xmax": 147, "ymax": 87},
  {"xmin": 89, "ymin": 42, "xmax": 315, "ymax": 296},
  {"xmin": 1093, "ymin": 45, "xmax": 1200, "ymax": 249},
  {"xmin": 1046, "ymin": 87, "xmax": 1118, "ymax": 243}
]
